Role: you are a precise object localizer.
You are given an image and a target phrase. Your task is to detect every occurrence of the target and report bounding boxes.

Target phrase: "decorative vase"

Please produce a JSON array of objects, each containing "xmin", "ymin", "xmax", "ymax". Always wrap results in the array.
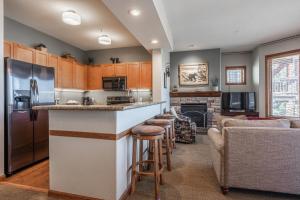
[{"xmin": 212, "ymin": 86, "xmax": 219, "ymax": 91}]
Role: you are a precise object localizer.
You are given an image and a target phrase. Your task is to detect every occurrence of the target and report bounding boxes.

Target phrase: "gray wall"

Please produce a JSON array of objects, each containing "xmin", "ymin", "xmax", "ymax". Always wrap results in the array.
[
  {"xmin": 4, "ymin": 17, "xmax": 88, "ymax": 63},
  {"xmin": 170, "ymin": 49, "xmax": 221, "ymax": 91},
  {"xmin": 221, "ymin": 52, "xmax": 254, "ymax": 92},
  {"xmin": 86, "ymin": 46, "xmax": 151, "ymax": 64}
]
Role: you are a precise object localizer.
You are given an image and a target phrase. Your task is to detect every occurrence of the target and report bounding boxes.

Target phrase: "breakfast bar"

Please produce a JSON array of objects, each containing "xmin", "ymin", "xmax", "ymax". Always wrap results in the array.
[{"xmin": 33, "ymin": 101, "xmax": 166, "ymax": 200}]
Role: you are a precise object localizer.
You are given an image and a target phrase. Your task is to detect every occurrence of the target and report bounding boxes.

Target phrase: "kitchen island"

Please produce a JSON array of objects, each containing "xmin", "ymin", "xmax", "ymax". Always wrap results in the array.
[{"xmin": 33, "ymin": 101, "xmax": 166, "ymax": 200}]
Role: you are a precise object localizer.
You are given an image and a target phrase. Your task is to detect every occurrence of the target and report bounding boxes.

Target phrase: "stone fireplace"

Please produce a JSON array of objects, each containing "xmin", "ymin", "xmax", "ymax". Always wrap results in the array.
[{"xmin": 170, "ymin": 91, "xmax": 221, "ymax": 134}]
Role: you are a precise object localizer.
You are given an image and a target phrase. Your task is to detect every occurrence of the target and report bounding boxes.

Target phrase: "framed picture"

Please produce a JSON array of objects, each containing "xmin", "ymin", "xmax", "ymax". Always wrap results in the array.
[{"xmin": 179, "ymin": 63, "xmax": 209, "ymax": 86}]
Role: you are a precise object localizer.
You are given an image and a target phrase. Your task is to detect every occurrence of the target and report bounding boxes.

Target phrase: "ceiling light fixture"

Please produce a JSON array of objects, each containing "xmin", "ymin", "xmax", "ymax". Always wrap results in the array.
[
  {"xmin": 151, "ymin": 39, "xmax": 159, "ymax": 44},
  {"xmin": 129, "ymin": 9, "xmax": 141, "ymax": 16},
  {"xmin": 98, "ymin": 34, "xmax": 112, "ymax": 45},
  {"xmin": 62, "ymin": 10, "xmax": 81, "ymax": 26}
]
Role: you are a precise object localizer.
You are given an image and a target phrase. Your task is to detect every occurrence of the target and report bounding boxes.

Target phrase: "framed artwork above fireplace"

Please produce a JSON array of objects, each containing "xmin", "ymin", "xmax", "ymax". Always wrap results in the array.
[{"xmin": 179, "ymin": 63, "xmax": 209, "ymax": 86}]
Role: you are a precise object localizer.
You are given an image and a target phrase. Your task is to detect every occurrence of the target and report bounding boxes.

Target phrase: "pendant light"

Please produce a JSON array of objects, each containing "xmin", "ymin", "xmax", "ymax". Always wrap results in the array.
[{"xmin": 98, "ymin": 28, "xmax": 111, "ymax": 45}]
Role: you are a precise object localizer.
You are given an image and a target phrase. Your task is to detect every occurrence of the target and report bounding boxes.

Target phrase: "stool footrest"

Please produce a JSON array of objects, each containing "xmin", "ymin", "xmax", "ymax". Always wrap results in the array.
[{"xmin": 137, "ymin": 166, "xmax": 164, "ymax": 177}]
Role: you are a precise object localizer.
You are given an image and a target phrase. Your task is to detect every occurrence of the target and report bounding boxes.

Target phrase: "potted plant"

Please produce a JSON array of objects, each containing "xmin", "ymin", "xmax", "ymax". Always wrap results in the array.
[{"xmin": 211, "ymin": 77, "xmax": 219, "ymax": 91}]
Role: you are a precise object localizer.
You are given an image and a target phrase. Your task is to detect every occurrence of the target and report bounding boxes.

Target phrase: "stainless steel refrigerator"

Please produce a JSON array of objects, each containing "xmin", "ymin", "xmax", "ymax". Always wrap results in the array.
[{"xmin": 4, "ymin": 58, "xmax": 55, "ymax": 176}]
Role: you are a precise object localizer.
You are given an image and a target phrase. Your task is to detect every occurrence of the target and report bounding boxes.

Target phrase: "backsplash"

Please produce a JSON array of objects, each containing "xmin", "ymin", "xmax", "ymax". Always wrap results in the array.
[{"xmin": 55, "ymin": 89, "xmax": 152, "ymax": 105}]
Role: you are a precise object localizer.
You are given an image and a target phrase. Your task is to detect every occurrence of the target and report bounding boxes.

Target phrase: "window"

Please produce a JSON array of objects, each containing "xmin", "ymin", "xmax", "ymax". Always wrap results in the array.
[
  {"xmin": 225, "ymin": 66, "xmax": 246, "ymax": 85},
  {"xmin": 266, "ymin": 50, "xmax": 300, "ymax": 117}
]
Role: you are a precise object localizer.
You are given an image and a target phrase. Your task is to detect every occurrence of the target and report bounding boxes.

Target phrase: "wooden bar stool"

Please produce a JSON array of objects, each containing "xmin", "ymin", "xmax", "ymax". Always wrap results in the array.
[
  {"xmin": 146, "ymin": 119, "xmax": 172, "ymax": 171},
  {"xmin": 155, "ymin": 114, "xmax": 176, "ymax": 150},
  {"xmin": 131, "ymin": 125, "xmax": 165, "ymax": 200}
]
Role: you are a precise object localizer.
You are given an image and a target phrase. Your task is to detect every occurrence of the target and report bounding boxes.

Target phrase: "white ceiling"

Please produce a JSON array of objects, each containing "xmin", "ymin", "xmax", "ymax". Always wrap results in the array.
[
  {"xmin": 161, "ymin": 0, "xmax": 300, "ymax": 52},
  {"xmin": 4, "ymin": 0, "xmax": 140, "ymax": 51}
]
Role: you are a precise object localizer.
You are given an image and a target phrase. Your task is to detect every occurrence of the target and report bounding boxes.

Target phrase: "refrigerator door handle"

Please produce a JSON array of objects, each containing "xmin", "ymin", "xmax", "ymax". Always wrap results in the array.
[
  {"xmin": 35, "ymin": 80, "xmax": 39, "ymax": 104},
  {"xmin": 30, "ymin": 79, "xmax": 35, "ymax": 106}
]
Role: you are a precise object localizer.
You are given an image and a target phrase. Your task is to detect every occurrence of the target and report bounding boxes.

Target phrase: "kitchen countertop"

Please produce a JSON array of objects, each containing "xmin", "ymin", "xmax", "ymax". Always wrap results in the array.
[{"xmin": 32, "ymin": 101, "xmax": 166, "ymax": 111}]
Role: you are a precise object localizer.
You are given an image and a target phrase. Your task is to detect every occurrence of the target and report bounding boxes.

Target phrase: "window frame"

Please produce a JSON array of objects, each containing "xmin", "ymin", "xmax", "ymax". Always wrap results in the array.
[
  {"xmin": 225, "ymin": 66, "xmax": 246, "ymax": 85},
  {"xmin": 265, "ymin": 49, "xmax": 300, "ymax": 117}
]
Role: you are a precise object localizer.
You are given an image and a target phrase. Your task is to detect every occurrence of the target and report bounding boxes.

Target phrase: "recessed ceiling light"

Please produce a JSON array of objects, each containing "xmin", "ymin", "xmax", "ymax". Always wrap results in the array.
[
  {"xmin": 129, "ymin": 9, "xmax": 141, "ymax": 16},
  {"xmin": 62, "ymin": 10, "xmax": 81, "ymax": 26},
  {"xmin": 151, "ymin": 39, "xmax": 159, "ymax": 44},
  {"xmin": 98, "ymin": 34, "xmax": 112, "ymax": 45}
]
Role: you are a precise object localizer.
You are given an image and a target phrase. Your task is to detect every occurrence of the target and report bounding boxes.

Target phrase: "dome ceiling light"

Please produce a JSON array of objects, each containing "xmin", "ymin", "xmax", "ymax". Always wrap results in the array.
[
  {"xmin": 98, "ymin": 34, "xmax": 112, "ymax": 45},
  {"xmin": 62, "ymin": 10, "xmax": 81, "ymax": 26}
]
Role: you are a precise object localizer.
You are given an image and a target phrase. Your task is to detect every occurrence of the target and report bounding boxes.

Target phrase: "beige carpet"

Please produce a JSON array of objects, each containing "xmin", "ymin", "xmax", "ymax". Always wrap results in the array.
[{"xmin": 0, "ymin": 136, "xmax": 299, "ymax": 200}]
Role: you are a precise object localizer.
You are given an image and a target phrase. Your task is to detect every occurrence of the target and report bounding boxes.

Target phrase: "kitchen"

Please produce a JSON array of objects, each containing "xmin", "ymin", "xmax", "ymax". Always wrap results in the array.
[{"xmin": 2, "ymin": 0, "xmax": 168, "ymax": 199}]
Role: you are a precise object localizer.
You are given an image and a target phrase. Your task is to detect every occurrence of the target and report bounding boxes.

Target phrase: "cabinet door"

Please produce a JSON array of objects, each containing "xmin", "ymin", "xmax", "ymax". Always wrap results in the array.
[
  {"xmin": 73, "ymin": 63, "xmax": 87, "ymax": 90},
  {"xmin": 48, "ymin": 54, "xmax": 60, "ymax": 88},
  {"xmin": 59, "ymin": 58, "xmax": 73, "ymax": 88},
  {"xmin": 114, "ymin": 63, "xmax": 127, "ymax": 77},
  {"xmin": 140, "ymin": 62, "xmax": 152, "ymax": 89},
  {"xmin": 35, "ymin": 50, "xmax": 48, "ymax": 66},
  {"xmin": 13, "ymin": 43, "xmax": 35, "ymax": 63},
  {"xmin": 127, "ymin": 62, "xmax": 140, "ymax": 89},
  {"xmin": 87, "ymin": 65, "xmax": 102, "ymax": 90},
  {"xmin": 101, "ymin": 64, "xmax": 115, "ymax": 77},
  {"xmin": 4, "ymin": 41, "xmax": 13, "ymax": 58}
]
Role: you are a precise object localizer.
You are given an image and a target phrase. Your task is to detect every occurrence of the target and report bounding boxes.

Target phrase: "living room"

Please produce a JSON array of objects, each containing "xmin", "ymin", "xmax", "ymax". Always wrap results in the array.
[{"xmin": 0, "ymin": 0, "xmax": 300, "ymax": 200}]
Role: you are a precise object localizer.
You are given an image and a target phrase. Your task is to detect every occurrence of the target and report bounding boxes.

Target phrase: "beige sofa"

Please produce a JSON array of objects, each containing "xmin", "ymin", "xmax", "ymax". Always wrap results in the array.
[{"xmin": 208, "ymin": 118, "xmax": 300, "ymax": 195}]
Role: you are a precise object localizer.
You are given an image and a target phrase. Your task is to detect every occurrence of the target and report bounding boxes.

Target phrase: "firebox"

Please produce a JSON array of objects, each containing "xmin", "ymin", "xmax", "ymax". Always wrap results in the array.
[{"xmin": 181, "ymin": 103, "xmax": 208, "ymax": 130}]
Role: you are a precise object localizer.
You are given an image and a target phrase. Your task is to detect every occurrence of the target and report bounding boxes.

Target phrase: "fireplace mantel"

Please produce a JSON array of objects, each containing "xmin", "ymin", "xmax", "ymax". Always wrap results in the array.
[{"xmin": 170, "ymin": 91, "xmax": 221, "ymax": 97}]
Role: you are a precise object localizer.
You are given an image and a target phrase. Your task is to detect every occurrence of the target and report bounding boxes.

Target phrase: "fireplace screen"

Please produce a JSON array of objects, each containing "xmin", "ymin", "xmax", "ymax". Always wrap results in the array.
[{"xmin": 181, "ymin": 103, "xmax": 208, "ymax": 128}]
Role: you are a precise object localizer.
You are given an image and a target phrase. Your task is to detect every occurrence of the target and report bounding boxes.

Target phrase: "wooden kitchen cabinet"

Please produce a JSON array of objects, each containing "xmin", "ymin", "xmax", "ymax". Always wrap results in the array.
[
  {"xmin": 59, "ymin": 58, "xmax": 74, "ymax": 89},
  {"xmin": 140, "ymin": 62, "xmax": 152, "ymax": 89},
  {"xmin": 73, "ymin": 62, "xmax": 87, "ymax": 90},
  {"xmin": 114, "ymin": 63, "xmax": 127, "ymax": 76},
  {"xmin": 35, "ymin": 50, "xmax": 48, "ymax": 66},
  {"xmin": 48, "ymin": 54, "xmax": 60, "ymax": 88},
  {"xmin": 4, "ymin": 41, "xmax": 13, "ymax": 58},
  {"xmin": 101, "ymin": 64, "xmax": 115, "ymax": 77},
  {"xmin": 87, "ymin": 65, "xmax": 102, "ymax": 90},
  {"xmin": 127, "ymin": 62, "xmax": 141, "ymax": 89},
  {"xmin": 13, "ymin": 43, "xmax": 35, "ymax": 63}
]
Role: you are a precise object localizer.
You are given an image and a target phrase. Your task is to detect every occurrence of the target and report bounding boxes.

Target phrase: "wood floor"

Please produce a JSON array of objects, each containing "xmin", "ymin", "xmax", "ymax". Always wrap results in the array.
[{"xmin": 2, "ymin": 160, "xmax": 49, "ymax": 191}]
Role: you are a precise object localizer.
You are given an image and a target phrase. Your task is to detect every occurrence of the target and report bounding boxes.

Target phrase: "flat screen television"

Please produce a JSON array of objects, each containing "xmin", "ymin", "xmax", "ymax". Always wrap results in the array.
[{"xmin": 222, "ymin": 92, "xmax": 256, "ymax": 112}]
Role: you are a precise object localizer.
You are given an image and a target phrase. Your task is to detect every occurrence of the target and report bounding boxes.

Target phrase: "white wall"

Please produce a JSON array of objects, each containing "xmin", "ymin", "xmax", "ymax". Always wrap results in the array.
[
  {"xmin": 221, "ymin": 52, "xmax": 254, "ymax": 92},
  {"xmin": 252, "ymin": 36, "xmax": 300, "ymax": 117},
  {"xmin": 0, "ymin": 0, "xmax": 4, "ymax": 176},
  {"xmin": 152, "ymin": 48, "xmax": 170, "ymax": 111}
]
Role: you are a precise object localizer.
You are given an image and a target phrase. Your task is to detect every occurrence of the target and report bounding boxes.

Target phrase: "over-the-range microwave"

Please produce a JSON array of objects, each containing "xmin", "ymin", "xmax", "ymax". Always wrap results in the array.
[{"xmin": 102, "ymin": 77, "xmax": 126, "ymax": 91}]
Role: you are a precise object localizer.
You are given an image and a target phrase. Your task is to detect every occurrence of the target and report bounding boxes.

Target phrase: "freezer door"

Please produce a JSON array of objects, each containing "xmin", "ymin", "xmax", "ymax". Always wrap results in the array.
[
  {"xmin": 5, "ymin": 59, "xmax": 32, "ymax": 110},
  {"xmin": 32, "ymin": 65, "xmax": 55, "ymax": 105},
  {"xmin": 6, "ymin": 109, "xmax": 34, "ymax": 175},
  {"xmin": 33, "ymin": 110, "xmax": 49, "ymax": 162}
]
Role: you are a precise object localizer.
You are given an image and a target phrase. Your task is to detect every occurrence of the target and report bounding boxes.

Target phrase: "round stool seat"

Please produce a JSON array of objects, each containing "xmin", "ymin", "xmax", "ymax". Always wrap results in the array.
[
  {"xmin": 146, "ymin": 119, "xmax": 172, "ymax": 126},
  {"xmin": 155, "ymin": 114, "xmax": 176, "ymax": 120},
  {"xmin": 132, "ymin": 125, "xmax": 165, "ymax": 136}
]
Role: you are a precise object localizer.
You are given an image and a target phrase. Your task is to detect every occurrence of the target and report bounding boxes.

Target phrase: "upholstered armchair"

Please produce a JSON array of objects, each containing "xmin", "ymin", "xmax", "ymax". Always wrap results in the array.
[{"xmin": 170, "ymin": 107, "xmax": 197, "ymax": 144}]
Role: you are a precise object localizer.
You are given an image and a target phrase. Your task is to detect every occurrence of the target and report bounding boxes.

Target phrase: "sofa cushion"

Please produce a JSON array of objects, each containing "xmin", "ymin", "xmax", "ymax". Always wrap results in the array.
[
  {"xmin": 222, "ymin": 118, "xmax": 290, "ymax": 128},
  {"xmin": 214, "ymin": 113, "xmax": 247, "ymax": 130},
  {"xmin": 290, "ymin": 119, "xmax": 300, "ymax": 128}
]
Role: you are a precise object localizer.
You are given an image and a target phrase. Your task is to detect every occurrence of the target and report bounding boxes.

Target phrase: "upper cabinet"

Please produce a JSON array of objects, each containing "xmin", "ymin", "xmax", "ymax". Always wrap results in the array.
[
  {"xmin": 48, "ymin": 54, "xmax": 60, "ymax": 88},
  {"xmin": 127, "ymin": 62, "xmax": 141, "ymax": 89},
  {"xmin": 140, "ymin": 62, "xmax": 152, "ymax": 89},
  {"xmin": 87, "ymin": 65, "xmax": 102, "ymax": 90},
  {"xmin": 4, "ymin": 41, "xmax": 13, "ymax": 58},
  {"xmin": 13, "ymin": 43, "xmax": 35, "ymax": 63},
  {"xmin": 101, "ymin": 64, "xmax": 115, "ymax": 77},
  {"xmin": 35, "ymin": 50, "xmax": 48, "ymax": 66},
  {"xmin": 59, "ymin": 58, "xmax": 74, "ymax": 89},
  {"xmin": 73, "ymin": 62, "xmax": 87, "ymax": 90},
  {"xmin": 114, "ymin": 63, "xmax": 127, "ymax": 77}
]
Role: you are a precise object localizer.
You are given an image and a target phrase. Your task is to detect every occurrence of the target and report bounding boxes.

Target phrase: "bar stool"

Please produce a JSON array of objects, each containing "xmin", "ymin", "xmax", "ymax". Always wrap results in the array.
[
  {"xmin": 131, "ymin": 125, "xmax": 165, "ymax": 200},
  {"xmin": 155, "ymin": 114, "xmax": 176, "ymax": 150},
  {"xmin": 146, "ymin": 119, "xmax": 172, "ymax": 171}
]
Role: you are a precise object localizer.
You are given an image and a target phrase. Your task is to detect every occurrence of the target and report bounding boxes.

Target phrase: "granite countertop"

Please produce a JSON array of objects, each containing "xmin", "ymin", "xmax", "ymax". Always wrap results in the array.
[{"xmin": 32, "ymin": 101, "xmax": 165, "ymax": 111}]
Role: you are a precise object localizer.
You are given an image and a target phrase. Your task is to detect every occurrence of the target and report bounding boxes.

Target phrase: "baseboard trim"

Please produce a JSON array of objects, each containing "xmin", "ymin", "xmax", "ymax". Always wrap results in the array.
[
  {"xmin": 48, "ymin": 190, "xmax": 102, "ymax": 200},
  {"xmin": 0, "ymin": 181, "xmax": 48, "ymax": 193},
  {"xmin": 119, "ymin": 184, "xmax": 131, "ymax": 200}
]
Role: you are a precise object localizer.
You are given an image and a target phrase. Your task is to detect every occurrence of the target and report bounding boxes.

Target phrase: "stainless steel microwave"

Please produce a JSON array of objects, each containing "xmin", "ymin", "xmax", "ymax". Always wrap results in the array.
[{"xmin": 102, "ymin": 77, "xmax": 127, "ymax": 91}]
